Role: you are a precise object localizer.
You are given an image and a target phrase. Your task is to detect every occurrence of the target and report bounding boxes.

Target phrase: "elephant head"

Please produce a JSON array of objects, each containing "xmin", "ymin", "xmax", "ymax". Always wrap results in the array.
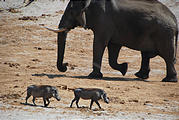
[{"xmin": 46, "ymin": 0, "xmax": 91, "ymax": 72}]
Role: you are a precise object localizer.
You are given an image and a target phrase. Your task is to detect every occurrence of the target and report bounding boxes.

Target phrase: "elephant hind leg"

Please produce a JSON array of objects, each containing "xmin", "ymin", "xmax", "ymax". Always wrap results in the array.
[
  {"xmin": 158, "ymin": 36, "xmax": 177, "ymax": 82},
  {"xmin": 135, "ymin": 51, "xmax": 157, "ymax": 79},
  {"xmin": 159, "ymin": 50, "xmax": 177, "ymax": 82},
  {"xmin": 162, "ymin": 60, "xmax": 177, "ymax": 82},
  {"xmin": 108, "ymin": 42, "xmax": 128, "ymax": 76}
]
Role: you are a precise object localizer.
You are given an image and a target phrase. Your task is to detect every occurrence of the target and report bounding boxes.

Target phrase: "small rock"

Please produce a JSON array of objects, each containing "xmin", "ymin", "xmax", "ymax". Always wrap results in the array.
[
  {"xmin": 56, "ymin": 10, "xmax": 64, "ymax": 14},
  {"xmin": 16, "ymin": 74, "xmax": 20, "ymax": 76},
  {"xmin": 41, "ymin": 14, "xmax": 51, "ymax": 17},
  {"xmin": 144, "ymin": 103, "xmax": 153, "ymax": 106},
  {"xmin": 6, "ymin": 63, "xmax": 20, "ymax": 68},
  {"xmin": 32, "ymin": 59, "xmax": 41, "ymax": 62},
  {"xmin": 34, "ymin": 47, "xmax": 42, "ymax": 50},
  {"xmin": 163, "ymin": 99, "xmax": 169, "ymax": 102},
  {"xmin": 145, "ymin": 101, "xmax": 151, "ymax": 103},
  {"xmin": 62, "ymin": 85, "xmax": 67, "ymax": 90},
  {"xmin": 106, "ymin": 85, "xmax": 110, "ymax": 88},
  {"xmin": 8, "ymin": 8, "xmax": 20, "ymax": 13},
  {"xmin": 13, "ymin": 85, "xmax": 19, "ymax": 88},
  {"xmin": 39, "ymin": 24, "xmax": 44, "ymax": 26},
  {"xmin": 19, "ymin": 16, "xmax": 38, "ymax": 21},
  {"xmin": 57, "ymin": 85, "xmax": 68, "ymax": 90},
  {"xmin": 133, "ymin": 99, "xmax": 139, "ymax": 102},
  {"xmin": 120, "ymin": 100, "xmax": 125, "ymax": 104},
  {"xmin": 129, "ymin": 99, "xmax": 139, "ymax": 103},
  {"xmin": 70, "ymin": 66, "xmax": 75, "ymax": 70},
  {"xmin": 68, "ymin": 64, "xmax": 77, "ymax": 70},
  {"xmin": 68, "ymin": 88, "xmax": 75, "ymax": 91}
]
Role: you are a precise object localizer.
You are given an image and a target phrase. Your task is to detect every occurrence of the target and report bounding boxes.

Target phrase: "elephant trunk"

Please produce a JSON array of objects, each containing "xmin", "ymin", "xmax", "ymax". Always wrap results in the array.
[{"xmin": 57, "ymin": 32, "xmax": 68, "ymax": 72}]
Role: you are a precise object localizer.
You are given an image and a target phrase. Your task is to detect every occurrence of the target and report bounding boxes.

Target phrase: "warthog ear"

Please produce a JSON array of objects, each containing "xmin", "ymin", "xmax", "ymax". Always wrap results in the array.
[
  {"xmin": 101, "ymin": 94, "xmax": 104, "ymax": 100},
  {"xmin": 51, "ymin": 88, "xmax": 56, "ymax": 96}
]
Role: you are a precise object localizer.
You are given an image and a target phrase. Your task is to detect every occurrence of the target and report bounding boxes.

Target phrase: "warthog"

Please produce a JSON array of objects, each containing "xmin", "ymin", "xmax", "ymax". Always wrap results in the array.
[
  {"xmin": 70, "ymin": 88, "xmax": 109, "ymax": 109},
  {"xmin": 25, "ymin": 85, "xmax": 61, "ymax": 107}
]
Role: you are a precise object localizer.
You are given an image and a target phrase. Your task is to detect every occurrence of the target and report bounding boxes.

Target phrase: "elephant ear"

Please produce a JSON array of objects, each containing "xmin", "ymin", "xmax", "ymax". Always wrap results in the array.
[
  {"xmin": 71, "ymin": 0, "xmax": 91, "ymax": 11},
  {"xmin": 82, "ymin": 0, "xmax": 91, "ymax": 11}
]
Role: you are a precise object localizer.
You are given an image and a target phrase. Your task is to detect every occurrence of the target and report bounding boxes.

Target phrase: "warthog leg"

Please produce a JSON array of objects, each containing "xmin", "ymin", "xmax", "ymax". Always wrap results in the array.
[{"xmin": 32, "ymin": 97, "xmax": 36, "ymax": 106}]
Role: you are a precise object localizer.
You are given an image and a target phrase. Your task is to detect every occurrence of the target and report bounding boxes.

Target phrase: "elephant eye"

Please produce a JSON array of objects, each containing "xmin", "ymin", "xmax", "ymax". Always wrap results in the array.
[{"xmin": 70, "ymin": 3, "xmax": 73, "ymax": 8}]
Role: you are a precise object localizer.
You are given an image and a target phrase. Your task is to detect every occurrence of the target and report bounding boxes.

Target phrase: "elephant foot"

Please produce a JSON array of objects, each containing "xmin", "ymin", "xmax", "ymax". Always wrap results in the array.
[
  {"xmin": 162, "ymin": 76, "xmax": 178, "ymax": 82},
  {"xmin": 120, "ymin": 63, "xmax": 128, "ymax": 76},
  {"xmin": 88, "ymin": 71, "xmax": 103, "ymax": 79},
  {"xmin": 135, "ymin": 70, "xmax": 150, "ymax": 79}
]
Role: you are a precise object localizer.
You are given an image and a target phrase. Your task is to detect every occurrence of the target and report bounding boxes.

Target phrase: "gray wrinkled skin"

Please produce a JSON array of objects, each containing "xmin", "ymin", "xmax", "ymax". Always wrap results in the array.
[
  {"xmin": 70, "ymin": 88, "xmax": 109, "ymax": 109},
  {"xmin": 25, "ymin": 85, "xmax": 61, "ymax": 107}
]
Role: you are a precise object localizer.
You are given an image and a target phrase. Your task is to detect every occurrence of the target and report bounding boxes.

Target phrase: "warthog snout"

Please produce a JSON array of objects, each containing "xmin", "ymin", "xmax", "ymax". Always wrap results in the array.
[
  {"xmin": 56, "ymin": 97, "xmax": 61, "ymax": 101},
  {"xmin": 25, "ymin": 85, "xmax": 61, "ymax": 107},
  {"xmin": 102, "ymin": 93, "xmax": 109, "ymax": 104},
  {"xmin": 70, "ymin": 88, "xmax": 109, "ymax": 109}
]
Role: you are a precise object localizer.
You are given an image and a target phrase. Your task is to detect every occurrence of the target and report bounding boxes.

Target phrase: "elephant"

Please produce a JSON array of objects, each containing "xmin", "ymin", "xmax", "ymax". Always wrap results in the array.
[{"xmin": 46, "ymin": 0, "xmax": 178, "ymax": 82}]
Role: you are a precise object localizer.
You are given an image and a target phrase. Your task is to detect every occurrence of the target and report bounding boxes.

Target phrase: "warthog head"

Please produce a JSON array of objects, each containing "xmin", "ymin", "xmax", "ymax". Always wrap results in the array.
[
  {"xmin": 51, "ymin": 87, "xmax": 61, "ymax": 101},
  {"xmin": 101, "ymin": 93, "xmax": 109, "ymax": 104}
]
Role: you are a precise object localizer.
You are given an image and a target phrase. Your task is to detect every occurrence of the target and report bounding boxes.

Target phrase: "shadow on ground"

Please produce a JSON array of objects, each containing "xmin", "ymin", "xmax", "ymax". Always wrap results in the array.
[
  {"xmin": 32, "ymin": 73, "xmax": 147, "ymax": 82},
  {"xmin": 20, "ymin": 102, "xmax": 55, "ymax": 108}
]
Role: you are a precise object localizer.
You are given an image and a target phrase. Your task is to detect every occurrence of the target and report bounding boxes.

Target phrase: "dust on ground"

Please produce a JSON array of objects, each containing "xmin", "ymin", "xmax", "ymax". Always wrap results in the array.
[{"xmin": 0, "ymin": 0, "xmax": 179, "ymax": 119}]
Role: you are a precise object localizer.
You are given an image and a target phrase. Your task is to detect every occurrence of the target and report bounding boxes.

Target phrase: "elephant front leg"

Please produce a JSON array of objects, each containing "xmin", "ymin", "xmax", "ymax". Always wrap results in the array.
[
  {"xmin": 108, "ymin": 42, "xmax": 128, "ymax": 76},
  {"xmin": 88, "ymin": 34, "xmax": 107, "ymax": 79}
]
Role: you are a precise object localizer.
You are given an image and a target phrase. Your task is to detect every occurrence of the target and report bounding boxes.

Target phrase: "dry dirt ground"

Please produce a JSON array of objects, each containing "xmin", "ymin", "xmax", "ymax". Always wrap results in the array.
[{"xmin": 0, "ymin": 0, "xmax": 179, "ymax": 120}]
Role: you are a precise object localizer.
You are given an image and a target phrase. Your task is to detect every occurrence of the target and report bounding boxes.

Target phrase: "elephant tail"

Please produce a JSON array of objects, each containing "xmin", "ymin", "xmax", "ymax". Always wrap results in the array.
[{"xmin": 174, "ymin": 29, "xmax": 178, "ymax": 64}]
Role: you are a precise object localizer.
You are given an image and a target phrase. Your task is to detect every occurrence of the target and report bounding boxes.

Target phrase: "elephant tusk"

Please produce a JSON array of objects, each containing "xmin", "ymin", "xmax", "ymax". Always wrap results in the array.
[{"xmin": 44, "ymin": 26, "xmax": 67, "ymax": 33}]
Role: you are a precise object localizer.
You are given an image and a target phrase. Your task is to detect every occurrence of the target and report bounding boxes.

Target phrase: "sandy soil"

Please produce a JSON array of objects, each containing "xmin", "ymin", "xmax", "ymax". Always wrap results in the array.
[{"xmin": 0, "ymin": 0, "xmax": 179, "ymax": 119}]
